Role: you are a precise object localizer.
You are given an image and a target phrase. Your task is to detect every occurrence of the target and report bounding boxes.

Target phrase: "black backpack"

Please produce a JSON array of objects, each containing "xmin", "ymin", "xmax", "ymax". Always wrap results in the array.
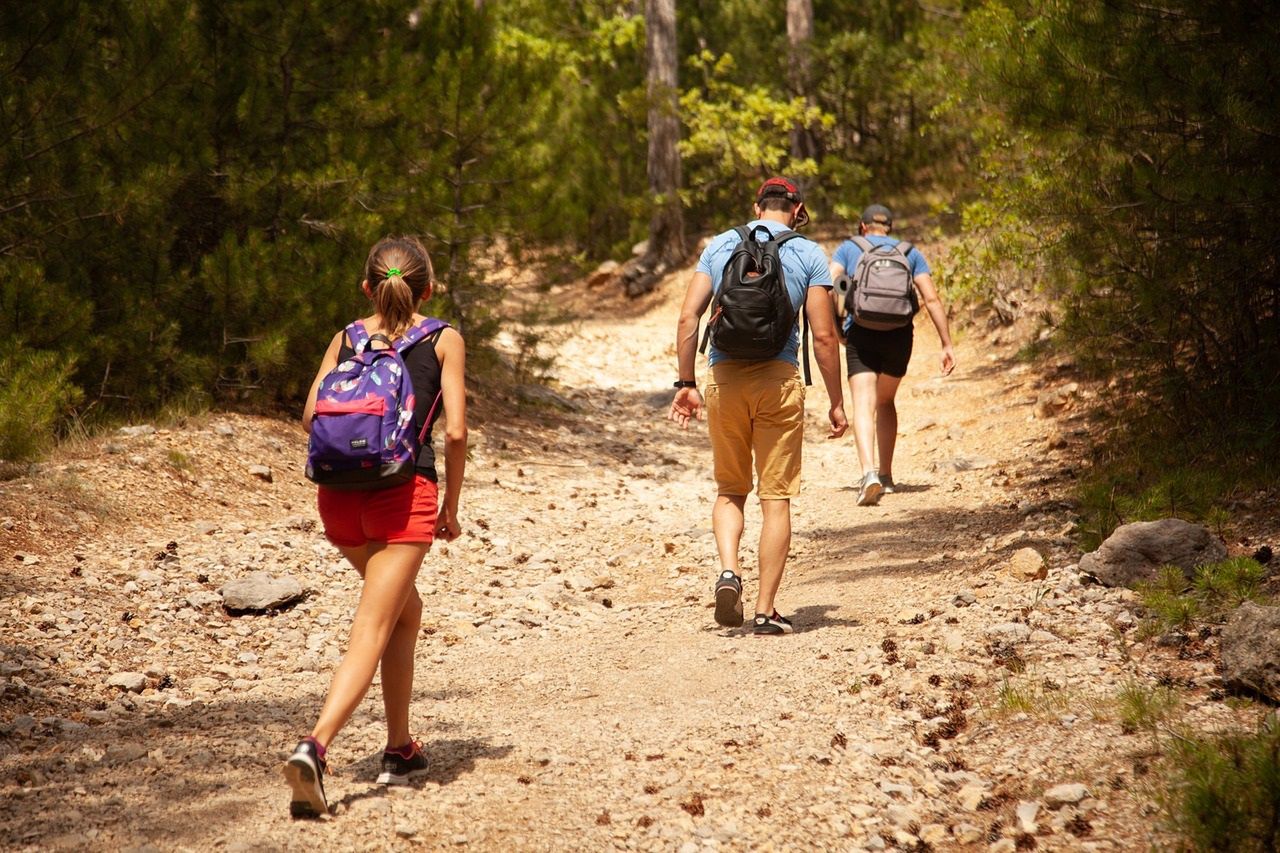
[{"xmin": 700, "ymin": 225, "xmax": 811, "ymax": 381}]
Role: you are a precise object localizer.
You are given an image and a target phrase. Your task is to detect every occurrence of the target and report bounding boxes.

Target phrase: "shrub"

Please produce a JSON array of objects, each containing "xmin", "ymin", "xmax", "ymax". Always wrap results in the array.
[
  {"xmin": 1138, "ymin": 558, "xmax": 1271, "ymax": 635},
  {"xmin": 0, "ymin": 347, "xmax": 83, "ymax": 462},
  {"xmin": 1161, "ymin": 719, "xmax": 1280, "ymax": 852}
]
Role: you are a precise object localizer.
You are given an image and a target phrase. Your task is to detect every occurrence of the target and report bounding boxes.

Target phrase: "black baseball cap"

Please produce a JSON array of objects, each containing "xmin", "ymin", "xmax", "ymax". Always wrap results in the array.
[
  {"xmin": 756, "ymin": 177, "xmax": 810, "ymax": 228},
  {"xmin": 860, "ymin": 204, "xmax": 893, "ymax": 227}
]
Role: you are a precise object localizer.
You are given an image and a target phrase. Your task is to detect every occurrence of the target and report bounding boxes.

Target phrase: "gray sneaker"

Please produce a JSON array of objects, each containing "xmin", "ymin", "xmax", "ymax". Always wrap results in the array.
[
  {"xmin": 878, "ymin": 472, "xmax": 895, "ymax": 494},
  {"xmin": 856, "ymin": 471, "xmax": 883, "ymax": 506}
]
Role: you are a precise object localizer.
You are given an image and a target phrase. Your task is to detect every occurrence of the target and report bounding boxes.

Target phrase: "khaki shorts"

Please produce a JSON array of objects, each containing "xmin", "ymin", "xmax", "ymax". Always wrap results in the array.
[{"xmin": 705, "ymin": 360, "xmax": 805, "ymax": 499}]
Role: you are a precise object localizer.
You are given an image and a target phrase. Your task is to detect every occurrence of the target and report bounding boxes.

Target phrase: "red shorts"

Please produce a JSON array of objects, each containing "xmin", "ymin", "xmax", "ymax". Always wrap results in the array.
[{"xmin": 317, "ymin": 474, "xmax": 439, "ymax": 547}]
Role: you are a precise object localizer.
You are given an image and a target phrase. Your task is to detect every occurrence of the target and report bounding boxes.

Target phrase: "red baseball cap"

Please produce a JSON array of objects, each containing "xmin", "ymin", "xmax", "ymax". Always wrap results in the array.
[{"xmin": 755, "ymin": 177, "xmax": 810, "ymax": 227}]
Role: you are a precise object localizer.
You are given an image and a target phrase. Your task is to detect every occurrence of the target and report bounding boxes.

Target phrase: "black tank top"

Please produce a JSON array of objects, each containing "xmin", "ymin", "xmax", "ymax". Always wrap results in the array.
[{"xmin": 339, "ymin": 327, "xmax": 445, "ymax": 481}]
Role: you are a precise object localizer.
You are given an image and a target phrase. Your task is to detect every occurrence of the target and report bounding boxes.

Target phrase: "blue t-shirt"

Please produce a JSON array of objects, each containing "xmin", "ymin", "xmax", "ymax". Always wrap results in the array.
[
  {"xmin": 697, "ymin": 220, "xmax": 832, "ymax": 366},
  {"xmin": 832, "ymin": 235, "xmax": 930, "ymax": 335}
]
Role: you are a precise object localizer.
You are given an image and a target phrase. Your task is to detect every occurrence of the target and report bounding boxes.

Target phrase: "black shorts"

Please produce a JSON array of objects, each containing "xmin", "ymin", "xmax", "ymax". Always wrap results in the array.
[{"xmin": 846, "ymin": 323, "xmax": 913, "ymax": 378}]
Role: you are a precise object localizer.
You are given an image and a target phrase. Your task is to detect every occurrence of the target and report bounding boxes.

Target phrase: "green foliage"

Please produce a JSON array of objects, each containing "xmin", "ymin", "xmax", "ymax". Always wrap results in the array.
[
  {"xmin": 1075, "ymin": 447, "xmax": 1248, "ymax": 551},
  {"xmin": 0, "ymin": 346, "xmax": 83, "ymax": 462},
  {"xmin": 1137, "ymin": 558, "xmax": 1271, "ymax": 635},
  {"xmin": 1136, "ymin": 567, "xmax": 1201, "ymax": 633},
  {"xmin": 1115, "ymin": 678, "xmax": 1180, "ymax": 735},
  {"xmin": 1160, "ymin": 720, "xmax": 1280, "ymax": 852},
  {"xmin": 956, "ymin": 0, "xmax": 1280, "ymax": 464},
  {"xmin": 678, "ymin": 51, "xmax": 828, "ymax": 224}
]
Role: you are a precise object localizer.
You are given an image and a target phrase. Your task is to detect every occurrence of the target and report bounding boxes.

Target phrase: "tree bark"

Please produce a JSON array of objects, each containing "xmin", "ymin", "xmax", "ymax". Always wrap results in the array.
[
  {"xmin": 622, "ymin": 0, "xmax": 686, "ymax": 297},
  {"xmin": 787, "ymin": 0, "xmax": 819, "ymax": 166}
]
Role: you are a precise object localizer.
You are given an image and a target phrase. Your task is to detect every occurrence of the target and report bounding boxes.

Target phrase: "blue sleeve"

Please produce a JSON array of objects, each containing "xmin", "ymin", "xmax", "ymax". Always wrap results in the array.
[
  {"xmin": 832, "ymin": 241, "xmax": 857, "ymax": 274},
  {"xmin": 806, "ymin": 242, "xmax": 832, "ymax": 288},
  {"xmin": 696, "ymin": 241, "xmax": 718, "ymax": 277},
  {"xmin": 908, "ymin": 247, "xmax": 931, "ymax": 277}
]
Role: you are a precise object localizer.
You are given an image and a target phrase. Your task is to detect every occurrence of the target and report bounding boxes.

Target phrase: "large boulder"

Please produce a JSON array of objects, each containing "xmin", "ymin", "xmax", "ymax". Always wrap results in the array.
[
  {"xmin": 1221, "ymin": 601, "xmax": 1280, "ymax": 702},
  {"xmin": 1080, "ymin": 519, "xmax": 1226, "ymax": 588}
]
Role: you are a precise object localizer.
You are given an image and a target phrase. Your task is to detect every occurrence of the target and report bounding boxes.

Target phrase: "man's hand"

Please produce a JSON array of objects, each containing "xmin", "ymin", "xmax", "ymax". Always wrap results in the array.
[
  {"xmin": 669, "ymin": 387, "xmax": 704, "ymax": 428},
  {"xmin": 940, "ymin": 346, "xmax": 956, "ymax": 376},
  {"xmin": 828, "ymin": 403, "xmax": 848, "ymax": 439}
]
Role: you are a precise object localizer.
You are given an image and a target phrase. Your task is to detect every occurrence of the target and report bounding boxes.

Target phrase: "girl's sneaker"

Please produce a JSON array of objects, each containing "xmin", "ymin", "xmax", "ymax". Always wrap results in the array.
[
  {"xmin": 856, "ymin": 471, "xmax": 883, "ymax": 506},
  {"xmin": 284, "ymin": 739, "xmax": 328, "ymax": 818},
  {"xmin": 377, "ymin": 740, "xmax": 430, "ymax": 785},
  {"xmin": 752, "ymin": 611, "xmax": 795, "ymax": 636},
  {"xmin": 878, "ymin": 472, "xmax": 896, "ymax": 494}
]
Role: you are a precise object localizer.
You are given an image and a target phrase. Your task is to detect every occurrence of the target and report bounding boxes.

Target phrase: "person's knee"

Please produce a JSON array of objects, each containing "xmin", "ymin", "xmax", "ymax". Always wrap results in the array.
[{"xmin": 397, "ymin": 592, "xmax": 423, "ymax": 631}]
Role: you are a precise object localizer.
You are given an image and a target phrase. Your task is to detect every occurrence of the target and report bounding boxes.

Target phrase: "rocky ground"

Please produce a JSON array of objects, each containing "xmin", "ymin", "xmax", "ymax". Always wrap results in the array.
[{"xmin": 0, "ymin": 256, "xmax": 1270, "ymax": 852}]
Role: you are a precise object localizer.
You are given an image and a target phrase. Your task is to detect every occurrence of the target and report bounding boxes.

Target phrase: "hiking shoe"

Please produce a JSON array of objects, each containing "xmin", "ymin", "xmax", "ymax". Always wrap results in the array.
[
  {"xmin": 856, "ymin": 471, "xmax": 884, "ymax": 506},
  {"xmin": 284, "ymin": 739, "xmax": 328, "ymax": 818},
  {"xmin": 878, "ymin": 472, "xmax": 895, "ymax": 494},
  {"xmin": 752, "ymin": 611, "xmax": 795, "ymax": 636},
  {"xmin": 713, "ymin": 570, "xmax": 744, "ymax": 627},
  {"xmin": 377, "ymin": 740, "xmax": 430, "ymax": 785}
]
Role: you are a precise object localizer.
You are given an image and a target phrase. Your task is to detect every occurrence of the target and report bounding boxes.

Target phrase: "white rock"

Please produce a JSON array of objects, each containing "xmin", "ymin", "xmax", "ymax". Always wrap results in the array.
[
  {"xmin": 1045, "ymin": 783, "xmax": 1089, "ymax": 807},
  {"xmin": 1015, "ymin": 800, "xmax": 1040, "ymax": 833},
  {"xmin": 106, "ymin": 672, "xmax": 147, "ymax": 693}
]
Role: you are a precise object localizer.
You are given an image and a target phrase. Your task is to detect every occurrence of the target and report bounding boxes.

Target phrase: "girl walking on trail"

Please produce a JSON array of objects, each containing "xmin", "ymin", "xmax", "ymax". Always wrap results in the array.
[{"xmin": 286, "ymin": 236, "xmax": 467, "ymax": 818}]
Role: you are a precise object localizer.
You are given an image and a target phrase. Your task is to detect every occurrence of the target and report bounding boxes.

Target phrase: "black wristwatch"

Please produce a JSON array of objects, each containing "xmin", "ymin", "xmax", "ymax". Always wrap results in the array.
[{"xmin": 673, "ymin": 379, "xmax": 697, "ymax": 388}]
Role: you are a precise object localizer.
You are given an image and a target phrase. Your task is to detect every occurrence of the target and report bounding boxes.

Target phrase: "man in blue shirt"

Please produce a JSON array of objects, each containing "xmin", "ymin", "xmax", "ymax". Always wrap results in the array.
[
  {"xmin": 831, "ymin": 204, "xmax": 956, "ymax": 506},
  {"xmin": 669, "ymin": 177, "xmax": 847, "ymax": 635}
]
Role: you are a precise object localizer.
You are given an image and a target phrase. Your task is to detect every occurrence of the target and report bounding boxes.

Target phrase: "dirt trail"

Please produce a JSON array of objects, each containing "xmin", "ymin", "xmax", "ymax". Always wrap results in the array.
[{"xmin": 0, "ymin": 258, "xmax": 1234, "ymax": 851}]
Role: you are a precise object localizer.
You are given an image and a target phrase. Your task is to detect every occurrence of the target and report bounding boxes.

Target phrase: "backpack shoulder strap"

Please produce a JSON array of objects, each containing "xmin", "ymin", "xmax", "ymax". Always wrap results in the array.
[
  {"xmin": 346, "ymin": 320, "xmax": 371, "ymax": 354},
  {"xmin": 773, "ymin": 229, "xmax": 804, "ymax": 247},
  {"xmin": 850, "ymin": 236, "xmax": 875, "ymax": 253},
  {"xmin": 394, "ymin": 317, "xmax": 451, "ymax": 353},
  {"xmin": 894, "ymin": 240, "xmax": 914, "ymax": 259}
]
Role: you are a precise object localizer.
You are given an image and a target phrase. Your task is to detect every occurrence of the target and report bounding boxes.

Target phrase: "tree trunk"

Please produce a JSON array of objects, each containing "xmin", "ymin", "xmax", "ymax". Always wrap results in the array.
[
  {"xmin": 622, "ymin": 0, "xmax": 685, "ymax": 297},
  {"xmin": 787, "ymin": 0, "xmax": 819, "ymax": 166}
]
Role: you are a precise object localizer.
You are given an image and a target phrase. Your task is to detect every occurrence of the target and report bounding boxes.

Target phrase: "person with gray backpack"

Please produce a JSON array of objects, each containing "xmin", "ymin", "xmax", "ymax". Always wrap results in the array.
[{"xmin": 831, "ymin": 204, "xmax": 955, "ymax": 506}]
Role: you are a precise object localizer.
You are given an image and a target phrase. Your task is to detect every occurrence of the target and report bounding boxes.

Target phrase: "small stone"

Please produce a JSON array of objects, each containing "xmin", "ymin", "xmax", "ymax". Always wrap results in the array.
[
  {"xmin": 920, "ymin": 824, "xmax": 948, "ymax": 845},
  {"xmin": 214, "ymin": 423, "xmax": 236, "ymax": 437},
  {"xmin": 954, "ymin": 823, "xmax": 984, "ymax": 844},
  {"xmin": 395, "ymin": 823, "xmax": 418, "ymax": 839},
  {"xmin": 953, "ymin": 590, "xmax": 977, "ymax": 607},
  {"xmin": 886, "ymin": 804, "xmax": 918, "ymax": 828},
  {"xmin": 106, "ymin": 672, "xmax": 147, "ymax": 693},
  {"xmin": 220, "ymin": 572, "xmax": 303, "ymax": 612},
  {"xmin": 958, "ymin": 784, "xmax": 986, "ymax": 811},
  {"xmin": 1045, "ymin": 783, "xmax": 1088, "ymax": 807},
  {"xmin": 1007, "ymin": 547, "xmax": 1048, "ymax": 582},
  {"xmin": 118, "ymin": 424, "xmax": 156, "ymax": 437},
  {"xmin": 988, "ymin": 840, "xmax": 1017, "ymax": 853},
  {"xmin": 1016, "ymin": 800, "xmax": 1040, "ymax": 833},
  {"xmin": 985, "ymin": 622, "xmax": 1031, "ymax": 644},
  {"xmin": 865, "ymin": 835, "xmax": 886, "ymax": 851},
  {"xmin": 247, "ymin": 464, "xmax": 273, "ymax": 482}
]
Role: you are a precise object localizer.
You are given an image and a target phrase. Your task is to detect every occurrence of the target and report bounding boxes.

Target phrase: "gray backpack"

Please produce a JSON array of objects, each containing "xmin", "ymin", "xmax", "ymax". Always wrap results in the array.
[{"xmin": 844, "ymin": 236, "xmax": 919, "ymax": 330}]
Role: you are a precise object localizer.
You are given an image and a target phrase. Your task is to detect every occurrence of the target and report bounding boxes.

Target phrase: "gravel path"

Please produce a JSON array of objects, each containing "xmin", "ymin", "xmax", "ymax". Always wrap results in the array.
[{"xmin": 0, "ymin": 267, "xmax": 1244, "ymax": 851}]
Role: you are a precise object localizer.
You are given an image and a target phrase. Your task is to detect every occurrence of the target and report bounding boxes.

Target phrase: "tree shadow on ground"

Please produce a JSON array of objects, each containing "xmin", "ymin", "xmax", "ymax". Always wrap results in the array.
[
  {"xmin": 0, "ymin": 687, "xmax": 510, "ymax": 849},
  {"xmin": 795, "ymin": 502, "xmax": 1030, "ymax": 585},
  {"xmin": 341, "ymin": 737, "xmax": 513, "ymax": 791}
]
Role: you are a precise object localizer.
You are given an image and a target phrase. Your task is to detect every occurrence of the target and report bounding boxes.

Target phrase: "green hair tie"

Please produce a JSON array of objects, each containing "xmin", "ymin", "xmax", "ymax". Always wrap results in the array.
[{"xmin": 385, "ymin": 268, "xmax": 401, "ymax": 277}]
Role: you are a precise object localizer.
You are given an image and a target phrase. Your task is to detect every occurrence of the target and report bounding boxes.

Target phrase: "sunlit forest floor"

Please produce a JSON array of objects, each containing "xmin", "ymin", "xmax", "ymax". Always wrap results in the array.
[{"xmin": 0, "ymin": 250, "xmax": 1252, "ymax": 851}]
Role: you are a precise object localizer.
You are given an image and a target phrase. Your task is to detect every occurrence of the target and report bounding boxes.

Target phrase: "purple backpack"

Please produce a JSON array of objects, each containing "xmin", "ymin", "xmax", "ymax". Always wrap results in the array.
[{"xmin": 305, "ymin": 317, "xmax": 448, "ymax": 490}]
